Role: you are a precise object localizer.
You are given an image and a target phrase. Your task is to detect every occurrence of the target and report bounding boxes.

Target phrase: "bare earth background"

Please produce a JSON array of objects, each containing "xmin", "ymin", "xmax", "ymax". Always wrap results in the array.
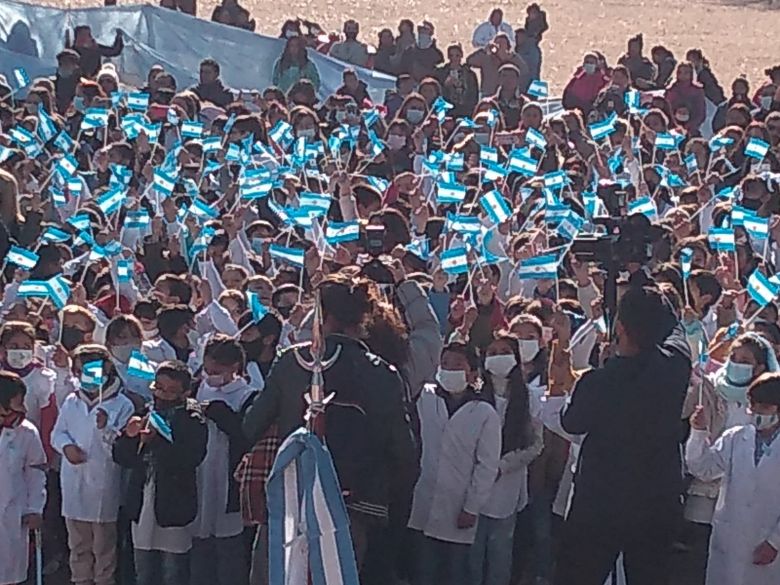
[{"xmin": 30, "ymin": 0, "xmax": 780, "ymax": 93}]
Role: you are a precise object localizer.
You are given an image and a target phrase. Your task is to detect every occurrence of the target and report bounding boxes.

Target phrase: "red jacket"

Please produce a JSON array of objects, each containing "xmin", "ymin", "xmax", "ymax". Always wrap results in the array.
[
  {"xmin": 562, "ymin": 69, "xmax": 609, "ymax": 113},
  {"xmin": 665, "ymin": 81, "xmax": 706, "ymax": 132}
]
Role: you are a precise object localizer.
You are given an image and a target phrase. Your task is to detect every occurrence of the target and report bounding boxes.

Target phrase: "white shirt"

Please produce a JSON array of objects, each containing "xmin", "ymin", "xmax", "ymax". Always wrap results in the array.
[
  {"xmin": 132, "ymin": 480, "xmax": 193, "ymax": 554},
  {"xmin": 0, "ymin": 420, "xmax": 46, "ymax": 585},
  {"xmin": 472, "ymin": 20, "xmax": 515, "ymax": 48},
  {"xmin": 192, "ymin": 378, "xmax": 255, "ymax": 539},
  {"xmin": 51, "ymin": 391, "xmax": 134, "ymax": 522},
  {"xmin": 408, "ymin": 386, "xmax": 501, "ymax": 544},
  {"xmin": 21, "ymin": 365, "xmax": 56, "ymax": 430}
]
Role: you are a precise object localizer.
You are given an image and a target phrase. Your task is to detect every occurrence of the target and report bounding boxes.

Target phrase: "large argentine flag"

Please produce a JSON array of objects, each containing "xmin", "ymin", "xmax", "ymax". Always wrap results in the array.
[{"xmin": 267, "ymin": 428, "xmax": 359, "ymax": 585}]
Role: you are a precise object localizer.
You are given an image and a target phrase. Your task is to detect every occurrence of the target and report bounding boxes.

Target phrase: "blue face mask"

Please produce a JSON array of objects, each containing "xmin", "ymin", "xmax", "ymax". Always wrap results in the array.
[
  {"xmin": 73, "ymin": 96, "xmax": 86, "ymax": 113},
  {"xmin": 726, "ymin": 359, "xmax": 754, "ymax": 385},
  {"xmin": 251, "ymin": 237, "xmax": 267, "ymax": 254}
]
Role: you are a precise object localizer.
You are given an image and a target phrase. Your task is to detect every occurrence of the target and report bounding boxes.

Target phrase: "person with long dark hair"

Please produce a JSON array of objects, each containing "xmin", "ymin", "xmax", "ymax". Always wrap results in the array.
[
  {"xmin": 271, "ymin": 35, "xmax": 320, "ymax": 94},
  {"xmin": 470, "ymin": 333, "xmax": 542, "ymax": 585}
]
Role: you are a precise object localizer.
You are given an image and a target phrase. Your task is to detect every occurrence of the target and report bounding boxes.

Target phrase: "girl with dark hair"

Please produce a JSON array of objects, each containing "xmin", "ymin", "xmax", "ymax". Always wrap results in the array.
[
  {"xmin": 271, "ymin": 36, "xmax": 320, "ymax": 93},
  {"xmin": 471, "ymin": 333, "xmax": 542, "ymax": 585}
]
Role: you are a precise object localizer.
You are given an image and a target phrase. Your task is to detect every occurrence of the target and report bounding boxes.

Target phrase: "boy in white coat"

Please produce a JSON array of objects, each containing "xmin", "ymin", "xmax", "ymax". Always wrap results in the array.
[
  {"xmin": 408, "ymin": 342, "xmax": 501, "ymax": 585},
  {"xmin": 0, "ymin": 371, "xmax": 47, "ymax": 585},
  {"xmin": 687, "ymin": 371, "xmax": 780, "ymax": 585},
  {"xmin": 52, "ymin": 345, "xmax": 135, "ymax": 585}
]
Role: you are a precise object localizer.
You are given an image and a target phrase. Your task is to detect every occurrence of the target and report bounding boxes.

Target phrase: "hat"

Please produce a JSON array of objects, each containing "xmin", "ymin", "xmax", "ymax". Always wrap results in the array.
[{"xmin": 97, "ymin": 63, "xmax": 119, "ymax": 84}]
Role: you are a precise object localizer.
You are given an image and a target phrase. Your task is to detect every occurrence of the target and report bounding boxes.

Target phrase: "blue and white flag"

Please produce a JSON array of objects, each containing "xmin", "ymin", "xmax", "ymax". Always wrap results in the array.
[
  {"xmin": 247, "ymin": 291, "xmax": 270, "ymax": 323},
  {"xmin": 17, "ymin": 281, "xmax": 49, "ymax": 298},
  {"xmin": 480, "ymin": 190, "xmax": 512, "ymax": 224},
  {"xmin": 128, "ymin": 349, "xmax": 155, "ymax": 380},
  {"xmin": 6, "ymin": 245, "xmax": 39, "ymax": 270},
  {"xmin": 557, "ymin": 210, "xmax": 585, "ymax": 241},
  {"xmin": 440, "ymin": 247, "xmax": 469, "ymax": 275},
  {"xmin": 68, "ymin": 214, "xmax": 91, "ymax": 231},
  {"xmin": 51, "ymin": 186, "xmax": 67, "ymax": 207},
  {"xmin": 325, "ymin": 221, "xmax": 360, "ymax": 244},
  {"xmin": 54, "ymin": 130, "xmax": 74, "ymax": 152},
  {"xmin": 269, "ymin": 120, "xmax": 294, "ymax": 149},
  {"xmin": 731, "ymin": 204, "xmax": 752, "ymax": 227},
  {"xmin": 117, "ymin": 258, "xmax": 133, "ymax": 283},
  {"xmin": 81, "ymin": 360, "xmax": 104, "ymax": 389},
  {"xmin": 525, "ymin": 127, "xmax": 547, "ymax": 150},
  {"xmin": 745, "ymin": 137, "xmax": 770, "ymax": 161},
  {"xmin": 67, "ymin": 177, "xmax": 83, "ymax": 195},
  {"xmin": 446, "ymin": 213, "xmax": 482, "ymax": 234},
  {"xmin": 189, "ymin": 198, "xmax": 218, "ymax": 220},
  {"xmin": 747, "ymin": 270, "xmax": 779, "ymax": 307},
  {"xmin": 436, "ymin": 181, "xmax": 467, "ymax": 204},
  {"xmin": 684, "ymin": 153, "xmax": 699, "ymax": 174},
  {"xmin": 42, "ymin": 227, "xmax": 70, "ymax": 243},
  {"xmin": 202, "ymin": 135, "xmax": 222, "ymax": 154},
  {"xmin": 46, "ymin": 274, "xmax": 71, "ymax": 309},
  {"xmin": 527, "ymin": 79, "xmax": 549, "ymax": 99},
  {"xmin": 148, "ymin": 410, "xmax": 174, "ymax": 442},
  {"xmin": 589, "ymin": 117, "xmax": 616, "ymax": 141},
  {"xmin": 707, "ymin": 227, "xmax": 736, "ymax": 252},
  {"xmin": 300, "ymin": 192, "xmax": 332, "ymax": 214},
  {"xmin": 744, "ymin": 214, "xmax": 770, "ymax": 242},
  {"xmin": 12, "ymin": 67, "xmax": 30, "ymax": 89},
  {"xmin": 55, "ymin": 154, "xmax": 78, "ymax": 178},
  {"xmin": 517, "ymin": 254, "xmax": 559, "ymax": 280},
  {"xmin": 627, "ymin": 196, "xmax": 658, "ymax": 221},
  {"xmin": 37, "ymin": 106, "xmax": 58, "ymax": 142},
  {"xmin": 709, "ymin": 134, "xmax": 734, "ymax": 152},
  {"xmin": 269, "ymin": 244, "xmax": 305, "ymax": 268},
  {"xmin": 181, "ymin": 120, "xmax": 204, "ymax": 139},
  {"xmin": 153, "ymin": 168, "xmax": 177, "ymax": 197},
  {"xmin": 680, "ymin": 247, "xmax": 693, "ymax": 279},
  {"xmin": 445, "ymin": 152, "xmax": 465, "ymax": 172},
  {"xmin": 480, "ymin": 146, "xmax": 499, "ymax": 165},
  {"xmin": 240, "ymin": 178, "xmax": 273, "ymax": 200},
  {"xmin": 126, "ymin": 92, "xmax": 150, "ymax": 111},
  {"xmin": 406, "ymin": 237, "xmax": 430, "ymax": 261},
  {"xmin": 482, "ymin": 161, "xmax": 508, "ymax": 183},
  {"xmin": 267, "ymin": 429, "xmax": 359, "ymax": 585},
  {"xmin": 96, "ymin": 187, "xmax": 126, "ymax": 215},
  {"xmin": 654, "ymin": 133, "xmax": 681, "ymax": 150},
  {"xmin": 543, "ymin": 170, "xmax": 568, "ymax": 189},
  {"xmin": 507, "ymin": 149, "xmax": 539, "ymax": 177},
  {"xmin": 81, "ymin": 107, "xmax": 109, "ymax": 130}
]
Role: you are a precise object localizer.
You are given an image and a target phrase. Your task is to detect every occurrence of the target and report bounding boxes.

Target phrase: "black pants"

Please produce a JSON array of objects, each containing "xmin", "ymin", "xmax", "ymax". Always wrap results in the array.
[{"xmin": 555, "ymin": 505, "xmax": 678, "ymax": 585}]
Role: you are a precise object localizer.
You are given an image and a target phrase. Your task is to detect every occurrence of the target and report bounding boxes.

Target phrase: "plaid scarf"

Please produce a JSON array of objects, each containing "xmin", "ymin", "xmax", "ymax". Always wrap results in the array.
[{"xmin": 234, "ymin": 424, "xmax": 281, "ymax": 525}]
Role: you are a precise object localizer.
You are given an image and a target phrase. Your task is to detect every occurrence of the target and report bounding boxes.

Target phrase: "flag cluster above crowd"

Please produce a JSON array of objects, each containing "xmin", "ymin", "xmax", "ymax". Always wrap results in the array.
[{"xmin": 3, "ymin": 2, "xmax": 780, "ymax": 585}]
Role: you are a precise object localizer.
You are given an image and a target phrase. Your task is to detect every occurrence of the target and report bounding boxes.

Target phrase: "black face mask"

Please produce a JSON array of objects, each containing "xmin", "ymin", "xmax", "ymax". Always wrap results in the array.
[
  {"xmin": 276, "ymin": 305, "xmax": 293, "ymax": 319},
  {"xmin": 61, "ymin": 326, "xmax": 86, "ymax": 352},
  {"xmin": 742, "ymin": 198, "xmax": 762, "ymax": 211},
  {"xmin": 154, "ymin": 397, "xmax": 184, "ymax": 412},
  {"xmin": 241, "ymin": 339, "xmax": 264, "ymax": 361}
]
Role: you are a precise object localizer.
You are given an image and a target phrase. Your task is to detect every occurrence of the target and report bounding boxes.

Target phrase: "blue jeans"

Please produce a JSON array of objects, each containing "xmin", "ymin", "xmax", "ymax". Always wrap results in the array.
[
  {"xmin": 414, "ymin": 532, "xmax": 470, "ymax": 585},
  {"xmin": 189, "ymin": 535, "xmax": 248, "ymax": 585},
  {"xmin": 470, "ymin": 515, "xmax": 516, "ymax": 585},
  {"xmin": 134, "ymin": 549, "xmax": 189, "ymax": 585}
]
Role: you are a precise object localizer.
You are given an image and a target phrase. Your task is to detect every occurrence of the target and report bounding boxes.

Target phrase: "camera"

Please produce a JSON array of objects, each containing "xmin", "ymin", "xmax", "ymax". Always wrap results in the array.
[{"xmin": 365, "ymin": 225, "xmax": 386, "ymax": 258}]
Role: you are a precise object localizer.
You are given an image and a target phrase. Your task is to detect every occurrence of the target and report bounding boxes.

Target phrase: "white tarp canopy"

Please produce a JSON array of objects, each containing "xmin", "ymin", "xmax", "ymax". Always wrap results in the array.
[{"xmin": 0, "ymin": 0, "xmax": 397, "ymax": 101}]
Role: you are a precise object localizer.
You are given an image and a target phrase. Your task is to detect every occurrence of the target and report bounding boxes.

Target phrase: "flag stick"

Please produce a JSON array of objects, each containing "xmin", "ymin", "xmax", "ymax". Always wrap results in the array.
[{"xmin": 35, "ymin": 528, "xmax": 43, "ymax": 585}]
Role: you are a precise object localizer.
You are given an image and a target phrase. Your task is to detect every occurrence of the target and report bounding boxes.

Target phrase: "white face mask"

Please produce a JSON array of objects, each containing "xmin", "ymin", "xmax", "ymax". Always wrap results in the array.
[
  {"xmin": 142, "ymin": 327, "xmax": 159, "ymax": 341},
  {"xmin": 186, "ymin": 329, "xmax": 200, "ymax": 348},
  {"xmin": 417, "ymin": 33, "xmax": 433, "ymax": 49},
  {"xmin": 518, "ymin": 339, "xmax": 540, "ymax": 363},
  {"xmin": 405, "ymin": 109, "xmax": 425, "ymax": 124},
  {"xmin": 297, "ymin": 128, "xmax": 316, "ymax": 140},
  {"xmin": 6, "ymin": 349, "xmax": 34, "ymax": 370},
  {"xmin": 436, "ymin": 368, "xmax": 469, "ymax": 394},
  {"xmin": 761, "ymin": 96, "xmax": 773, "ymax": 111},
  {"xmin": 726, "ymin": 360, "xmax": 754, "ymax": 386},
  {"xmin": 751, "ymin": 412, "xmax": 779, "ymax": 431},
  {"xmin": 583, "ymin": 63, "xmax": 597, "ymax": 75},
  {"xmin": 485, "ymin": 354, "xmax": 517, "ymax": 378}
]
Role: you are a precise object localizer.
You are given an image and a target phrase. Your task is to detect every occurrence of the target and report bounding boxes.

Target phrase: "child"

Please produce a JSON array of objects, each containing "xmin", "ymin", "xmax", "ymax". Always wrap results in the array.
[
  {"xmin": 408, "ymin": 342, "xmax": 501, "ymax": 585},
  {"xmin": 113, "ymin": 360, "xmax": 208, "ymax": 585},
  {"xmin": 191, "ymin": 334, "xmax": 256, "ymax": 585},
  {"xmin": 687, "ymin": 371, "xmax": 780, "ymax": 585},
  {"xmin": 0, "ymin": 371, "xmax": 47, "ymax": 585},
  {"xmin": 52, "ymin": 345, "xmax": 135, "ymax": 585}
]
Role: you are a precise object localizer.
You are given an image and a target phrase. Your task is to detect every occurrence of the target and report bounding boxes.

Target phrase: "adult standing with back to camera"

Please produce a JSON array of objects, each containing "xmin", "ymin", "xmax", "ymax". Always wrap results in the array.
[{"xmin": 554, "ymin": 285, "xmax": 692, "ymax": 585}]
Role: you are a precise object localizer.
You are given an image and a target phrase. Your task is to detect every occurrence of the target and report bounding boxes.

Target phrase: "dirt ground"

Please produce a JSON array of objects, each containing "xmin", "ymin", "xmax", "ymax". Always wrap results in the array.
[{"xmin": 36, "ymin": 0, "xmax": 780, "ymax": 93}]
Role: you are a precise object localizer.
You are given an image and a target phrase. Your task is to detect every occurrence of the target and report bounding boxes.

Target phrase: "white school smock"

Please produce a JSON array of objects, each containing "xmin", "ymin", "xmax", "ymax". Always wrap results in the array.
[
  {"xmin": 0, "ymin": 420, "xmax": 46, "ymax": 585},
  {"xmin": 408, "ymin": 386, "xmax": 501, "ymax": 544},
  {"xmin": 51, "ymin": 392, "xmax": 134, "ymax": 522},
  {"xmin": 20, "ymin": 365, "xmax": 56, "ymax": 429},
  {"xmin": 192, "ymin": 378, "xmax": 255, "ymax": 539},
  {"xmin": 686, "ymin": 426, "xmax": 780, "ymax": 585}
]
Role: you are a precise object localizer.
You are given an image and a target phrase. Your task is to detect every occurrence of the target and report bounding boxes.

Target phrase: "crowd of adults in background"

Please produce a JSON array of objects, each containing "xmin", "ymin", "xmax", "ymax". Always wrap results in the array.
[{"xmin": 2, "ymin": 2, "xmax": 780, "ymax": 585}]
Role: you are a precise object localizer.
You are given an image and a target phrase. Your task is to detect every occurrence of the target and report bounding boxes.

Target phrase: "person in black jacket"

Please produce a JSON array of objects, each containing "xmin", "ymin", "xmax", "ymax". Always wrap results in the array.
[
  {"xmin": 243, "ymin": 273, "xmax": 418, "ymax": 585},
  {"xmin": 66, "ymin": 25, "xmax": 124, "ymax": 79},
  {"xmin": 555, "ymin": 284, "xmax": 692, "ymax": 585},
  {"xmin": 113, "ymin": 360, "xmax": 208, "ymax": 585}
]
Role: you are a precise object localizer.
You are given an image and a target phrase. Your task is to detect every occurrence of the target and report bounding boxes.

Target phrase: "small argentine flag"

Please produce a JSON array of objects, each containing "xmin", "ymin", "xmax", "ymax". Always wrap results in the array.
[
  {"xmin": 709, "ymin": 134, "xmax": 734, "ymax": 152},
  {"xmin": 406, "ymin": 237, "xmax": 430, "ymax": 261},
  {"xmin": 744, "ymin": 214, "xmax": 769, "ymax": 241},
  {"xmin": 747, "ymin": 270, "xmax": 779, "ymax": 308},
  {"xmin": 480, "ymin": 190, "xmax": 512, "ymax": 224},
  {"xmin": 445, "ymin": 152, "xmax": 465, "ymax": 172},
  {"xmin": 97, "ymin": 187, "xmax": 126, "ymax": 215},
  {"xmin": 731, "ymin": 204, "xmax": 753, "ymax": 227},
  {"xmin": 325, "ymin": 221, "xmax": 360, "ymax": 245},
  {"xmin": 440, "ymin": 247, "xmax": 469, "ymax": 275},
  {"xmin": 589, "ymin": 117, "xmax": 616, "ymax": 141},
  {"xmin": 543, "ymin": 170, "xmax": 568, "ymax": 189},
  {"xmin": 300, "ymin": 192, "xmax": 332, "ymax": 213},
  {"xmin": 241, "ymin": 179, "xmax": 272, "ymax": 200},
  {"xmin": 42, "ymin": 227, "xmax": 70, "ymax": 243},
  {"xmin": 247, "ymin": 291, "xmax": 270, "ymax": 323},
  {"xmin": 82, "ymin": 107, "xmax": 109, "ymax": 129},
  {"xmin": 680, "ymin": 247, "xmax": 693, "ymax": 279},
  {"xmin": 54, "ymin": 130, "xmax": 74, "ymax": 152},
  {"xmin": 707, "ymin": 227, "xmax": 735, "ymax": 252},
  {"xmin": 684, "ymin": 153, "xmax": 698, "ymax": 174},
  {"xmin": 6, "ymin": 245, "xmax": 39, "ymax": 269},
  {"xmin": 654, "ymin": 133, "xmax": 680, "ymax": 150},
  {"xmin": 482, "ymin": 161, "xmax": 508, "ymax": 183},
  {"xmin": 627, "ymin": 196, "xmax": 658, "ymax": 221},
  {"xmin": 46, "ymin": 274, "xmax": 71, "ymax": 309},
  {"xmin": 9, "ymin": 126, "xmax": 34, "ymax": 146},
  {"xmin": 153, "ymin": 169, "xmax": 177, "ymax": 196},
  {"xmin": 51, "ymin": 186, "xmax": 67, "ymax": 207},
  {"xmin": 525, "ymin": 127, "xmax": 547, "ymax": 150},
  {"xmin": 127, "ymin": 92, "xmax": 150, "ymax": 111},
  {"xmin": 37, "ymin": 106, "xmax": 58, "ymax": 142},
  {"xmin": 181, "ymin": 121, "xmax": 204, "ymax": 139},
  {"xmin": 128, "ymin": 350, "xmax": 156, "ymax": 380},
  {"xmin": 269, "ymin": 244, "xmax": 305, "ymax": 268},
  {"xmin": 12, "ymin": 67, "xmax": 30, "ymax": 89},
  {"xmin": 117, "ymin": 258, "xmax": 133, "ymax": 283},
  {"xmin": 527, "ymin": 79, "xmax": 549, "ymax": 99},
  {"xmin": 269, "ymin": 120, "xmax": 294, "ymax": 147},
  {"xmin": 745, "ymin": 137, "xmax": 770, "ymax": 161},
  {"xmin": 148, "ymin": 410, "xmax": 174, "ymax": 442},
  {"xmin": 55, "ymin": 154, "xmax": 78, "ymax": 178},
  {"xmin": 17, "ymin": 281, "xmax": 49, "ymax": 298},
  {"xmin": 68, "ymin": 214, "xmax": 91, "ymax": 231},
  {"xmin": 203, "ymin": 136, "xmax": 222, "ymax": 154},
  {"xmin": 446, "ymin": 213, "xmax": 482, "ymax": 234},
  {"xmin": 557, "ymin": 210, "xmax": 584, "ymax": 241},
  {"xmin": 189, "ymin": 199, "xmax": 218, "ymax": 220},
  {"xmin": 517, "ymin": 254, "xmax": 560, "ymax": 280},
  {"xmin": 436, "ymin": 181, "xmax": 467, "ymax": 204},
  {"xmin": 81, "ymin": 360, "xmax": 104, "ymax": 389},
  {"xmin": 508, "ymin": 149, "xmax": 539, "ymax": 177},
  {"xmin": 480, "ymin": 146, "xmax": 499, "ymax": 165}
]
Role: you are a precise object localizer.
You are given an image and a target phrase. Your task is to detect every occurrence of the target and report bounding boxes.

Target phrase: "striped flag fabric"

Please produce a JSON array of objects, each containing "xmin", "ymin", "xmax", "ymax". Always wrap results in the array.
[
  {"xmin": 246, "ymin": 291, "xmax": 270, "ymax": 323},
  {"xmin": 680, "ymin": 248, "xmax": 693, "ymax": 279},
  {"xmin": 525, "ymin": 127, "xmax": 547, "ymax": 150},
  {"xmin": 747, "ymin": 270, "xmax": 779, "ymax": 307},
  {"xmin": 12, "ymin": 67, "xmax": 30, "ymax": 89},
  {"xmin": 527, "ymin": 79, "xmax": 549, "ymax": 99},
  {"xmin": 508, "ymin": 149, "xmax": 539, "ymax": 177},
  {"xmin": 745, "ymin": 137, "xmax": 770, "ymax": 161},
  {"xmin": 446, "ymin": 213, "xmax": 482, "ymax": 234},
  {"xmin": 96, "ymin": 187, "xmax": 127, "ymax": 215},
  {"xmin": 181, "ymin": 120, "xmax": 204, "ymax": 139},
  {"xmin": 17, "ymin": 281, "xmax": 49, "ymax": 298},
  {"xmin": 42, "ymin": 227, "xmax": 70, "ymax": 243},
  {"xmin": 436, "ymin": 181, "xmax": 467, "ymax": 204},
  {"xmin": 480, "ymin": 190, "xmax": 512, "ymax": 224},
  {"xmin": 81, "ymin": 360, "xmax": 104, "ymax": 389},
  {"xmin": 128, "ymin": 350, "xmax": 156, "ymax": 380},
  {"xmin": 627, "ymin": 196, "xmax": 658, "ymax": 221},
  {"xmin": 117, "ymin": 259, "xmax": 133, "ymax": 283},
  {"xmin": 126, "ymin": 92, "xmax": 150, "ymax": 111},
  {"xmin": 707, "ymin": 227, "xmax": 736, "ymax": 252},
  {"xmin": 517, "ymin": 253, "xmax": 560, "ymax": 280},
  {"xmin": 46, "ymin": 274, "xmax": 71, "ymax": 309},
  {"xmin": 188, "ymin": 198, "xmax": 218, "ymax": 220},
  {"xmin": 269, "ymin": 244, "xmax": 305, "ymax": 268},
  {"xmin": 440, "ymin": 247, "xmax": 470, "ymax": 275},
  {"xmin": 6, "ymin": 245, "xmax": 39, "ymax": 269},
  {"xmin": 325, "ymin": 221, "xmax": 360, "ymax": 245},
  {"xmin": 148, "ymin": 410, "xmax": 174, "ymax": 442}
]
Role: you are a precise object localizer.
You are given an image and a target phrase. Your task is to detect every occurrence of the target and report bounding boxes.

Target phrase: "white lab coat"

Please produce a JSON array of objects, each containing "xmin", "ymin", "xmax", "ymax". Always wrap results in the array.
[
  {"xmin": 51, "ymin": 392, "xmax": 134, "ymax": 523},
  {"xmin": 0, "ymin": 420, "xmax": 46, "ymax": 585},
  {"xmin": 192, "ymin": 378, "xmax": 256, "ymax": 539},
  {"xmin": 472, "ymin": 20, "xmax": 515, "ymax": 48},
  {"xmin": 686, "ymin": 426, "xmax": 780, "ymax": 585},
  {"xmin": 20, "ymin": 365, "xmax": 56, "ymax": 430},
  {"xmin": 408, "ymin": 386, "xmax": 501, "ymax": 544}
]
